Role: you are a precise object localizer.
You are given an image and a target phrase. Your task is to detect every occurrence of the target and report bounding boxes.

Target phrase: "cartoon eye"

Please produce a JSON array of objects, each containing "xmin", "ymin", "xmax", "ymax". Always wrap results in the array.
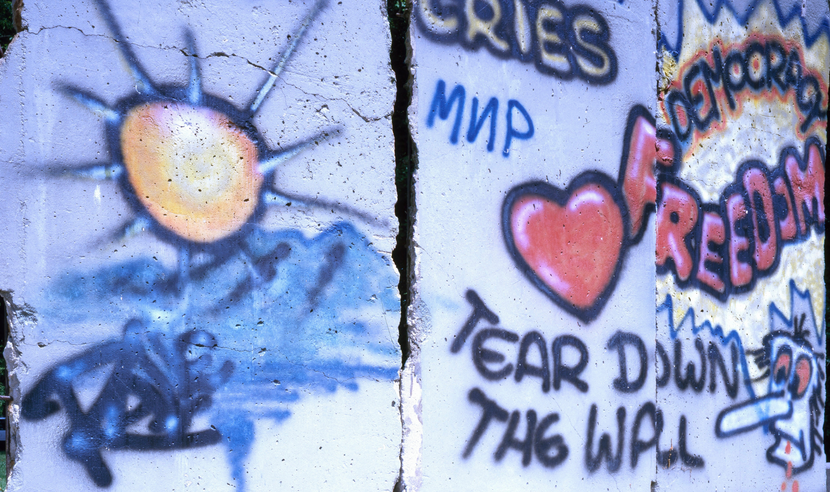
[
  {"xmin": 772, "ymin": 350, "xmax": 791, "ymax": 385},
  {"xmin": 791, "ymin": 356, "xmax": 812, "ymax": 398}
]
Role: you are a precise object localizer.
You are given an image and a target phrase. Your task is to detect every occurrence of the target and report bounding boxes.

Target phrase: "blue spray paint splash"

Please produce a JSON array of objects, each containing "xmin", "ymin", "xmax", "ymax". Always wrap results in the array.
[{"xmin": 29, "ymin": 223, "xmax": 401, "ymax": 489}]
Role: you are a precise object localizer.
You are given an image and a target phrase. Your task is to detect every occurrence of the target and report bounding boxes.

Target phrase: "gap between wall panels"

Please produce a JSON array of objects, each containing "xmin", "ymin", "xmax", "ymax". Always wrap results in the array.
[
  {"xmin": 389, "ymin": 0, "xmax": 414, "ymax": 376},
  {"xmin": 825, "ymin": 83, "xmax": 829, "ymax": 456},
  {"xmin": 387, "ymin": 0, "xmax": 416, "ymax": 490}
]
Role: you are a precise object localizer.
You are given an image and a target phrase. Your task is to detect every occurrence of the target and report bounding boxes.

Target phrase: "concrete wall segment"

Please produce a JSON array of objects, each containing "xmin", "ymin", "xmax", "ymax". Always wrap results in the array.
[
  {"xmin": 0, "ymin": 0, "xmax": 401, "ymax": 490},
  {"xmin": 406, "ymin": 0, "xmax": 660, "ymax": 490},
  {"xmin": 404, "ymin": 0, "xmax": 826, "ymax": 490},
  {"xmin": 654, "ymin": 0, "xmax": 828, "ymax": 490}
]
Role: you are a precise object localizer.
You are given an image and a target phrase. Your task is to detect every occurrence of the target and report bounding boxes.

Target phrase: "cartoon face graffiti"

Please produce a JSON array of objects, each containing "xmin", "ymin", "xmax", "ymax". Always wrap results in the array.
[
  {"xmin": 762, "ymin": 329, "xmax": 823, "ymax": 471},
  {"xmin": 715, "ymin": 315, "xmax": 825, "ymax": 474}
]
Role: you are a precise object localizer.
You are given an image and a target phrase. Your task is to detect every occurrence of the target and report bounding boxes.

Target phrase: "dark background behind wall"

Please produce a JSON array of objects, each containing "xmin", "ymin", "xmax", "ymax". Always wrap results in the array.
[{"xmin": 0, "ymin": 0, "xmax": 14, "ymax": 52}]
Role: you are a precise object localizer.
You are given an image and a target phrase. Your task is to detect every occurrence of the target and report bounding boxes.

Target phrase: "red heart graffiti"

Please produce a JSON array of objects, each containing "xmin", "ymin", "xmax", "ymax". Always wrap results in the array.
[{"xmin": 504, "ymin": 177, "xmax": 626, "ymax": 321}]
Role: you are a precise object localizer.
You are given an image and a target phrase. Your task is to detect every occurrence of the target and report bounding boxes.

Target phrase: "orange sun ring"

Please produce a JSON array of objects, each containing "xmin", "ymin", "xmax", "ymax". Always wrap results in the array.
[{"xmin": 121, "ymin": 101, "xmax": 264, "ymax": 243}]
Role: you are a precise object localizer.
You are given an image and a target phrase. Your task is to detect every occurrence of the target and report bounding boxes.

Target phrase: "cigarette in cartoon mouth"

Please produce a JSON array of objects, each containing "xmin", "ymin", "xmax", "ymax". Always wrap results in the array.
[{"xmin": 715, "ymin": 390, "xmax": 792, "ymax": 437}]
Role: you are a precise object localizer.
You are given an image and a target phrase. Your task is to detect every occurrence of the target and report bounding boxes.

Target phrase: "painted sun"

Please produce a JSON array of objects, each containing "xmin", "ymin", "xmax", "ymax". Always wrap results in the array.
[{"xmin": 58, "ymin": 0, "xmax": 334, "ymax": 251}]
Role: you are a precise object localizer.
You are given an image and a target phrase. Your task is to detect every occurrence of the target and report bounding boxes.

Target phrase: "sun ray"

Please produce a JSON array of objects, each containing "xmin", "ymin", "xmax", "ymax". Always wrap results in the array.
[
  {"xmin": 262, "ymin": 189, "xmax": 300, "ymax": 207},
  {"xmin": 49, "ymin": 162, "xmax": 124, "ymax": 181},
  {"xmin": 263, "ymin": 188, "xmax": 382, "ymax": 226},
  {"xmin": 114, "ymin": 216, "xmax": 153, "ymax": 242},
  {"xmin": 58, "ymin": 86, "xmax": 121, "ymax": 123},
  {"xmin": 247, "ymin": 0, "xmax": 328, "ymax": 115},
  {"xmin": 257, "ymin": 128, "xmax": 339, "ymax": 175},
  {"xmin": 92, "ymin": 0, "xmax": 159, "ymax": 96},
  {"xmin": 184, "ymin": 29, "xmax": 202, "ymax": 106}
]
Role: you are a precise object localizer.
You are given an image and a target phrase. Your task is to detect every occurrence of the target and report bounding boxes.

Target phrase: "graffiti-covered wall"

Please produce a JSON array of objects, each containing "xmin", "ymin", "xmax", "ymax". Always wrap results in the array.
[
  {"xmin": 0, "ymin": 0, "xmax": 826, "ymax": 491},
  {"xmin": 655, "ymin": 2, "xmax": 827, "ymax": 489},
  {"xmin": 0, "ymin": 1, "xmax": 401, "ymax": 490},
  {"xmin": 404, "ymin": 0, "xmax": 826, "ymax": 491}
]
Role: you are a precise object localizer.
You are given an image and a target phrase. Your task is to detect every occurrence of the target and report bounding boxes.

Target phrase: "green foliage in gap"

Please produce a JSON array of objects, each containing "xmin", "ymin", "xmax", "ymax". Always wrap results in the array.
[
  {"xmin": 388, "ymin": 0, "xmax": 411, "ymax": 185},
  {"xmin": 0, "ymin": 0, "xmax": 14, "ymax": 52}
]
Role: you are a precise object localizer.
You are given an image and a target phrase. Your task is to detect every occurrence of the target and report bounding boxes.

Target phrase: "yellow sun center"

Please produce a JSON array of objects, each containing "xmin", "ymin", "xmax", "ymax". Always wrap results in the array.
[{"xmin": 121, "ymin": 102, "xmax": 263, "ymax": 243}]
